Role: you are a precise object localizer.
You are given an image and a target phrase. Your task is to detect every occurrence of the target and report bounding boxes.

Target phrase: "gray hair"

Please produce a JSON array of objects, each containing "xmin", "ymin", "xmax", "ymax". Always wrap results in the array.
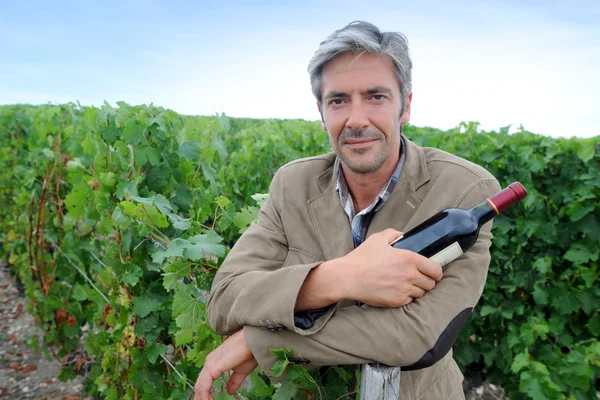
[{"xmin": 308, "ymin": 21, "xmax": 412, "ymax": 107}]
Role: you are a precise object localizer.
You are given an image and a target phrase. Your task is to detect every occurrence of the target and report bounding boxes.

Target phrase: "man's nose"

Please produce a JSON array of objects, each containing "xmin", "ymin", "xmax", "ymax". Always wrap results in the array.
[{"xmin": 345, "ymin": 102, "xmax": 369, "ymax": 132}]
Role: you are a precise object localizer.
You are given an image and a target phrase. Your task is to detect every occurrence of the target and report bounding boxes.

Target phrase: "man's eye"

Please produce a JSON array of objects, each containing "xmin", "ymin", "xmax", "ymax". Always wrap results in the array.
[
  {"xmin": 330, "ymin": 99, "xmax": 344, "ymax": 105},
  {"xmin": 372, "ymin": 95, "xmax": 385, "ymax": 100}
]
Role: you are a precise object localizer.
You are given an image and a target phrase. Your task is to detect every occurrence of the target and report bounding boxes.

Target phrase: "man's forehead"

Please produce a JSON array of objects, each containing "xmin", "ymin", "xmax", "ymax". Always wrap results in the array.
[
  {"xmin": 320, "ymin": 53, "xmax": 400, "ymax": 97},
  {"xmin": 323, "ymin": 51, "xmax": 394, "ymax": 72}
]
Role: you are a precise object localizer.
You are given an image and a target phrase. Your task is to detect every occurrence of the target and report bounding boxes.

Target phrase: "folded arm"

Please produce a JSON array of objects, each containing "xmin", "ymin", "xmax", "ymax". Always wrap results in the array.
[
  {"xmin": 207, "ymin": 169, "xmax": 500, "ymax": 376},
  {"xmin": 245, "ymin": 224, "xmax": 493, "ymax": 377}
]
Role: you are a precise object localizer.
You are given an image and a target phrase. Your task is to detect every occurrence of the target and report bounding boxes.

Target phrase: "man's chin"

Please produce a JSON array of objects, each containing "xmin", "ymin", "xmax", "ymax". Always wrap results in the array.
[{"xmin": 341, "ymin": 157, "xmax": 383, "ymax": 174}]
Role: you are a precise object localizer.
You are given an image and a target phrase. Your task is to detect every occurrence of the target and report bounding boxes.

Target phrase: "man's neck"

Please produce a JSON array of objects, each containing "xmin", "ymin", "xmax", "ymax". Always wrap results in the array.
[{"xmin": 342, "ymin": 144, "xmax": 401, "ymax": 213}]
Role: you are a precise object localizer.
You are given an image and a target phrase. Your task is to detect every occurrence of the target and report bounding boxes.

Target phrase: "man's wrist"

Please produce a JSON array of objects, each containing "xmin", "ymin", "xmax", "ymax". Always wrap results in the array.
[{"xmin": 295, "ymin": 258, "xmax": 346, "ymax": 311}]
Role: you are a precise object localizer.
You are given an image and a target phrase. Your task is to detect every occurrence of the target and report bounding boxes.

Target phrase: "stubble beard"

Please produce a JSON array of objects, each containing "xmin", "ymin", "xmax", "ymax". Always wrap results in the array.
[{"xmin": 337, "ymin": 124, "xmax": 402, "ymax": 174}]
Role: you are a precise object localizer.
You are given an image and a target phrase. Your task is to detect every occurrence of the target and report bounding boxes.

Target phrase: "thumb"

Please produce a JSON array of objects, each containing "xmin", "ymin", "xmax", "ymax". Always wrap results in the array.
[{"xmin": 381, "ymin": 228, "xmax": 404, "ymax": 245}]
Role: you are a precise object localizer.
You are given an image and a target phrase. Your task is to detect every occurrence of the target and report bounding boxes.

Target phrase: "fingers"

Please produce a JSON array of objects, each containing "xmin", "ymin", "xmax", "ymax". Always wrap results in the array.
[
  {"xmin": 194, "ymin": 368, "xmax": 217, "ymax": 400},
  {"xmin": 401, "ymin": 296, "xmax": 414, "ymax": 306},
  {"xmin": 380, "ymin": 228, "xmax": 404, "ymax": 244},
  {"xmin": 415, "ymin": 275, "xmax": 437, "ymax": 291},
  {"xmin": 414, "ymin": 255, "xmax": 443, "ymax": 281},
  {"xmin": 410, "ymin": 286, "xmax": 426, "ymax": 299},
  {"xmin": 226, "ymin": 371, "xmax": 248, "ymax": 395}
]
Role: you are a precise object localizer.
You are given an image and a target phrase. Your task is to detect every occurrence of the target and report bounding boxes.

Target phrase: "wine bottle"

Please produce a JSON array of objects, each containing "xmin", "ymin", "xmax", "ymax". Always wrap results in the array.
[{"xmin": 391, "ymin": 182, "xmax": 527, "ymax": 266}]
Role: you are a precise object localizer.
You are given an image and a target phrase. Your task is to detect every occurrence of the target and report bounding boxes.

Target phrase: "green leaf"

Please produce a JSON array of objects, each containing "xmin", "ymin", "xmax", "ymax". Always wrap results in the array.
[
  {"xmin": 72, "ymin": 284, "xmax": 88, "ymax": 301},
  {"xmin": 479, "ymin": 305, "xmax": 495, "ymax": 317},
  {"xmin": 172, "ymin": 185, "xmax": 193, "ymax": 212},
  {"xmin": 100, "ymin": 124, "xmax": 119, "ymax": 142},
  {"xmin": 144, "ymin": 204, "xmax": 169, "ymax": 228},
  {"xmin": 120, "ymin": 200, "xmax": 137, "ymax": 216},
  {"xmin": 579, "ymin": 215, "xmax": 600, "ymax": 242},
  {"xmin": 132, "ymin": 295, "xmax": 163, "ymax": 318},
  {"xmin": 553, "ymin": 293, "xmax": 579, "ymax": 315},
  {"xmin": 211, "ymin": 135, "xmax": 227, "ymax": 160},
  {"xmin": 42, "ymin": 148, "xmax": 55, "ymax": 159},
  {"xmin": 564, "ymin": 243, "xmax": 599, "ymax": 264},
  {"xmin": 123, "ymin": 119, "xmax": 145, "ymax": 145},
  {"xmin": 586, "ymin": 313, "xmax": 600, "ymax": 336},
  {"xmin": 151, "ymin": 194, "xmax": 173, "ymax": 214},
  {"xmin": 519, "ymin": 371, "xmax": 548, "ymax": 400},
  {"xmin": 532, "ymin": 257, "xmax": 552, "ymax": 275},
  {"xmin": 576, "ymin": 144, "xmax": 595, "ymax": 163},
  {"xmin": 501, "ymin": 309, "xmax": 514, "ymax": 319},
  {"xmin": 64, "ymin": 183, "xmax": 90, "ymax": 218},
  {"xmin": 186, "ymin": 231, "xmax": 225, "ymax": 260},
  {"xmin": 116, "ymin": 264, "xmax": 142, "ymax": 287},
  {"xmin": 116, "ymin": 181, "xmax": 138, "ymax": 200},
  {"xmin": 171, "ymin": 284, "xmax": 204, "ymax": 346},
  {"xmin": 167, "ymin": 212, "xmax": 191, "ymax": 230},
  {"xmin": 270, "ymin": 348, "xmax": 292, "ymax": 359},
  {"xmin": 152, "ymin": 238, "xmax": 187, "ymax": 264},
  {"xmin": 529, "ymin": 154, "xmax": 545, "ymax": 173},
  {"xmin": 233, "ymin": 206, "xmax": 258, "ymax": 234},
  {"xmin": 146, "ymin": 164, "xmax": 171, "ymax": 192},
  {"xmin": 215, "ymin": 196, "xmax": 231, "ymax": 208},
  {"xmin": 511, "ymin": 351, "xmax": 530, "ymax": 373},
  {"xmin": 129, "ymin": 194, "xmax": 172, "ymax": 214},
  {"xmin": 162, "ymin": 260, "xmax": 191, "ymax": 292},
  {"xmin": 579, "ymin": 292, "xmax": 595, "ymax": 315},
  {"xmin": 533, "ymin": 286, "xmax": 549, "ymax": 305},
  {"xmin": 251, "ymin": 193, "xmax": 269, "ymax": 208},
  {"xmin": 179, "ymin": 140, "xmax": 202, "ymax": 161},
  {"xmin": 81, "ymin": 134, "xmax": 94, "ymax": 154},
  {"xmin": 272, "ymin": 381, "xmax": 301, "ymax": 400},
  {"xmin": 174, "ymin": 329, "xmax": 194, "ymax": 346},
  {"xmin": 153, "ymin": 234, "xmax": 223, "ymax": 264},
  {"xmin": 66, "ymin": 158, "xmax": 86, "ymax": 171},
  {"xmin": 145, "ymin": 147, "xmax": 161, "ymax": 166},
  {"xmin": 566, "ymin": 202, "xmax": 595, "ymax": 222},
  {"xmin": 147, "ymin": 343, "xmax": 168, "ymax": 364},
  {"xmin": 111, "ymin": 206, "xmax": 130, "ymax": 225},
  {"xmin": 134, "ymin": 146, "xmax": 161, "ymax": 166},
  {"xmin": 171, "ymin": 283, "xmax": 196, "ymax": 317},
  {"xmin": 248, "ymin": 371, "xmax": 275, "ymax": 397},
  {"xmin": 271, "ymin": 358, "xmax": 290, "ymax": 378}
]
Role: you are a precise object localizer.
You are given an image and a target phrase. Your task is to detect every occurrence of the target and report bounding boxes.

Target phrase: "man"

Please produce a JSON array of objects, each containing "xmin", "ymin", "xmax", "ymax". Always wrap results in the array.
[{"xmin": 195, "ymin": 21, "xmax": 500, "ymax": 400}]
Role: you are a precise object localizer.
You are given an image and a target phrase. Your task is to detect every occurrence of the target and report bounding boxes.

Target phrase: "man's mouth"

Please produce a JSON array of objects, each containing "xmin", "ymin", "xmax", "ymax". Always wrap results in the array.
[{"xmin": 344, "ymin": 138, "xmax": 378, "ymax": 149}]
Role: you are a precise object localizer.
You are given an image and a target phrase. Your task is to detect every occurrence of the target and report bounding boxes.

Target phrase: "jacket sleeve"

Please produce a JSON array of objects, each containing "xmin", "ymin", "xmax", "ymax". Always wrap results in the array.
[
  {"xmin": 243, "ymin": 178, "xmax": 501, "ymax": 379},
  {"xmin": 206, "ymin": 168, "xmax": 337, "ymax": 336}
]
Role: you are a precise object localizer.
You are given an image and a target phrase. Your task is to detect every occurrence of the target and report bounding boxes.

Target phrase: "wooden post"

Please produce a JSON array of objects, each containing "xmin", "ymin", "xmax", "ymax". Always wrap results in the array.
[{"xmin": 360, "ymin": 364, "xmax": 401, "ymax": 399}]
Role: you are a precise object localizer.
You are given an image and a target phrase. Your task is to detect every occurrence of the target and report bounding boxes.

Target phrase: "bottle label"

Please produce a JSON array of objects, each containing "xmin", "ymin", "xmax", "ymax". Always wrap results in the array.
[{"xmin": 430, "ymin": 242, "xmax": 463, "ymax": 267}]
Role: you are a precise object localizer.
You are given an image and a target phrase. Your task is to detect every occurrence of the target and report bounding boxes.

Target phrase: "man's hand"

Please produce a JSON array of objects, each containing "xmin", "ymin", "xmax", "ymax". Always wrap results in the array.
[
  {"xmin": 194, "ymin": 329, "xmax": 258, "ymax": 400},
  {"xmin": 341, "ymin": 228, "xmax": 442, "ymax": 307},
  {"xmin": 295, "ymin": 228, "xmax": 443, "ymax": 311}
]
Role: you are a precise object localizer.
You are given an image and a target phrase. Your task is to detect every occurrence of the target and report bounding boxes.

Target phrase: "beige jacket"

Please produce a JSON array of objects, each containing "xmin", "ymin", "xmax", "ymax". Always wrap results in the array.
[{"xmin": 207, "ymin": 136, "xmax": 500, "ymax": 399}]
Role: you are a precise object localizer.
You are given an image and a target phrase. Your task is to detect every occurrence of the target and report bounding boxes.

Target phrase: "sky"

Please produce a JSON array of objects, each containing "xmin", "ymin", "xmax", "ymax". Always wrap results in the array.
[{"xmin": 1, "ymin": 0, "xmax": 599, "ymax": 139}]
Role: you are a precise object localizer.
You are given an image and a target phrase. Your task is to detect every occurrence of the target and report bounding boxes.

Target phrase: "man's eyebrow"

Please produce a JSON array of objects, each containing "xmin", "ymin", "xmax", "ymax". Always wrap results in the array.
[
  {"xmin": 323, "ymin": 87, "xmax": 393, "ymax": 101},
  {"xmin": 323, "ymin": 91, "xmax": 348, "ymax": 101},
  {"xmin": 361, "ymin": 87, "xmax": 393, "ymax": 96}
]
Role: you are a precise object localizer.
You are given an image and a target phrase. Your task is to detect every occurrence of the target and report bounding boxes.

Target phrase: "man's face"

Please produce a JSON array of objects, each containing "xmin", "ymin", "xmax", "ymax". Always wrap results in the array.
[{"xmin": 318, "ymin": 52, "xmax": 411, "ymax": 174}]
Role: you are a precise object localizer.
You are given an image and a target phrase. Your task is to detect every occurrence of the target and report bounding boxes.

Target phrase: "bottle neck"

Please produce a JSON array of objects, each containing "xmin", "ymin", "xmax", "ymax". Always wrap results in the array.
[
  {"xmin": 471, "ymin": 200, "xmax": 497, "ymax": 226},
  {"xmin": 490, "ymin": 182, "xmax": 527, "ymax": 213},
  {"xmin": 471, "ymin": 182, "xmax": 528, "ymax": 225}
]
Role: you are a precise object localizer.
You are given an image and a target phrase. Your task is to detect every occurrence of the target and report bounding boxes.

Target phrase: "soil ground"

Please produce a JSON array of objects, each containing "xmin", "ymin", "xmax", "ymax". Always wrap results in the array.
[{"xmin": 0, "ymin": 263, "xmax": 87, "ymax": 400}]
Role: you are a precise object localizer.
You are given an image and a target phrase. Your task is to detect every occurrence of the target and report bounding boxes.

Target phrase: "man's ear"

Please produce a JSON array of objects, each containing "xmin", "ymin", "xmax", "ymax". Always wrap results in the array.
[
  {"xmin": 317, "ymin": 102, "xmax": 327, "ymax": 131},
  {"xmin": 401, "ymin": 91, "xmax": 413, "ymax": 125}
]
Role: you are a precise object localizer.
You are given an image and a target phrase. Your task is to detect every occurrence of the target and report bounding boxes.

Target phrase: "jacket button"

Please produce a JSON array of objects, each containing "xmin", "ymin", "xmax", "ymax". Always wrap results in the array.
[
  {"xmin": 265, "ymin": 323, "xmax": 286, "ymax": 332},
  {"xmin": 289, "ymin": 356, "xmax": 310, "ymax": 365}
]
